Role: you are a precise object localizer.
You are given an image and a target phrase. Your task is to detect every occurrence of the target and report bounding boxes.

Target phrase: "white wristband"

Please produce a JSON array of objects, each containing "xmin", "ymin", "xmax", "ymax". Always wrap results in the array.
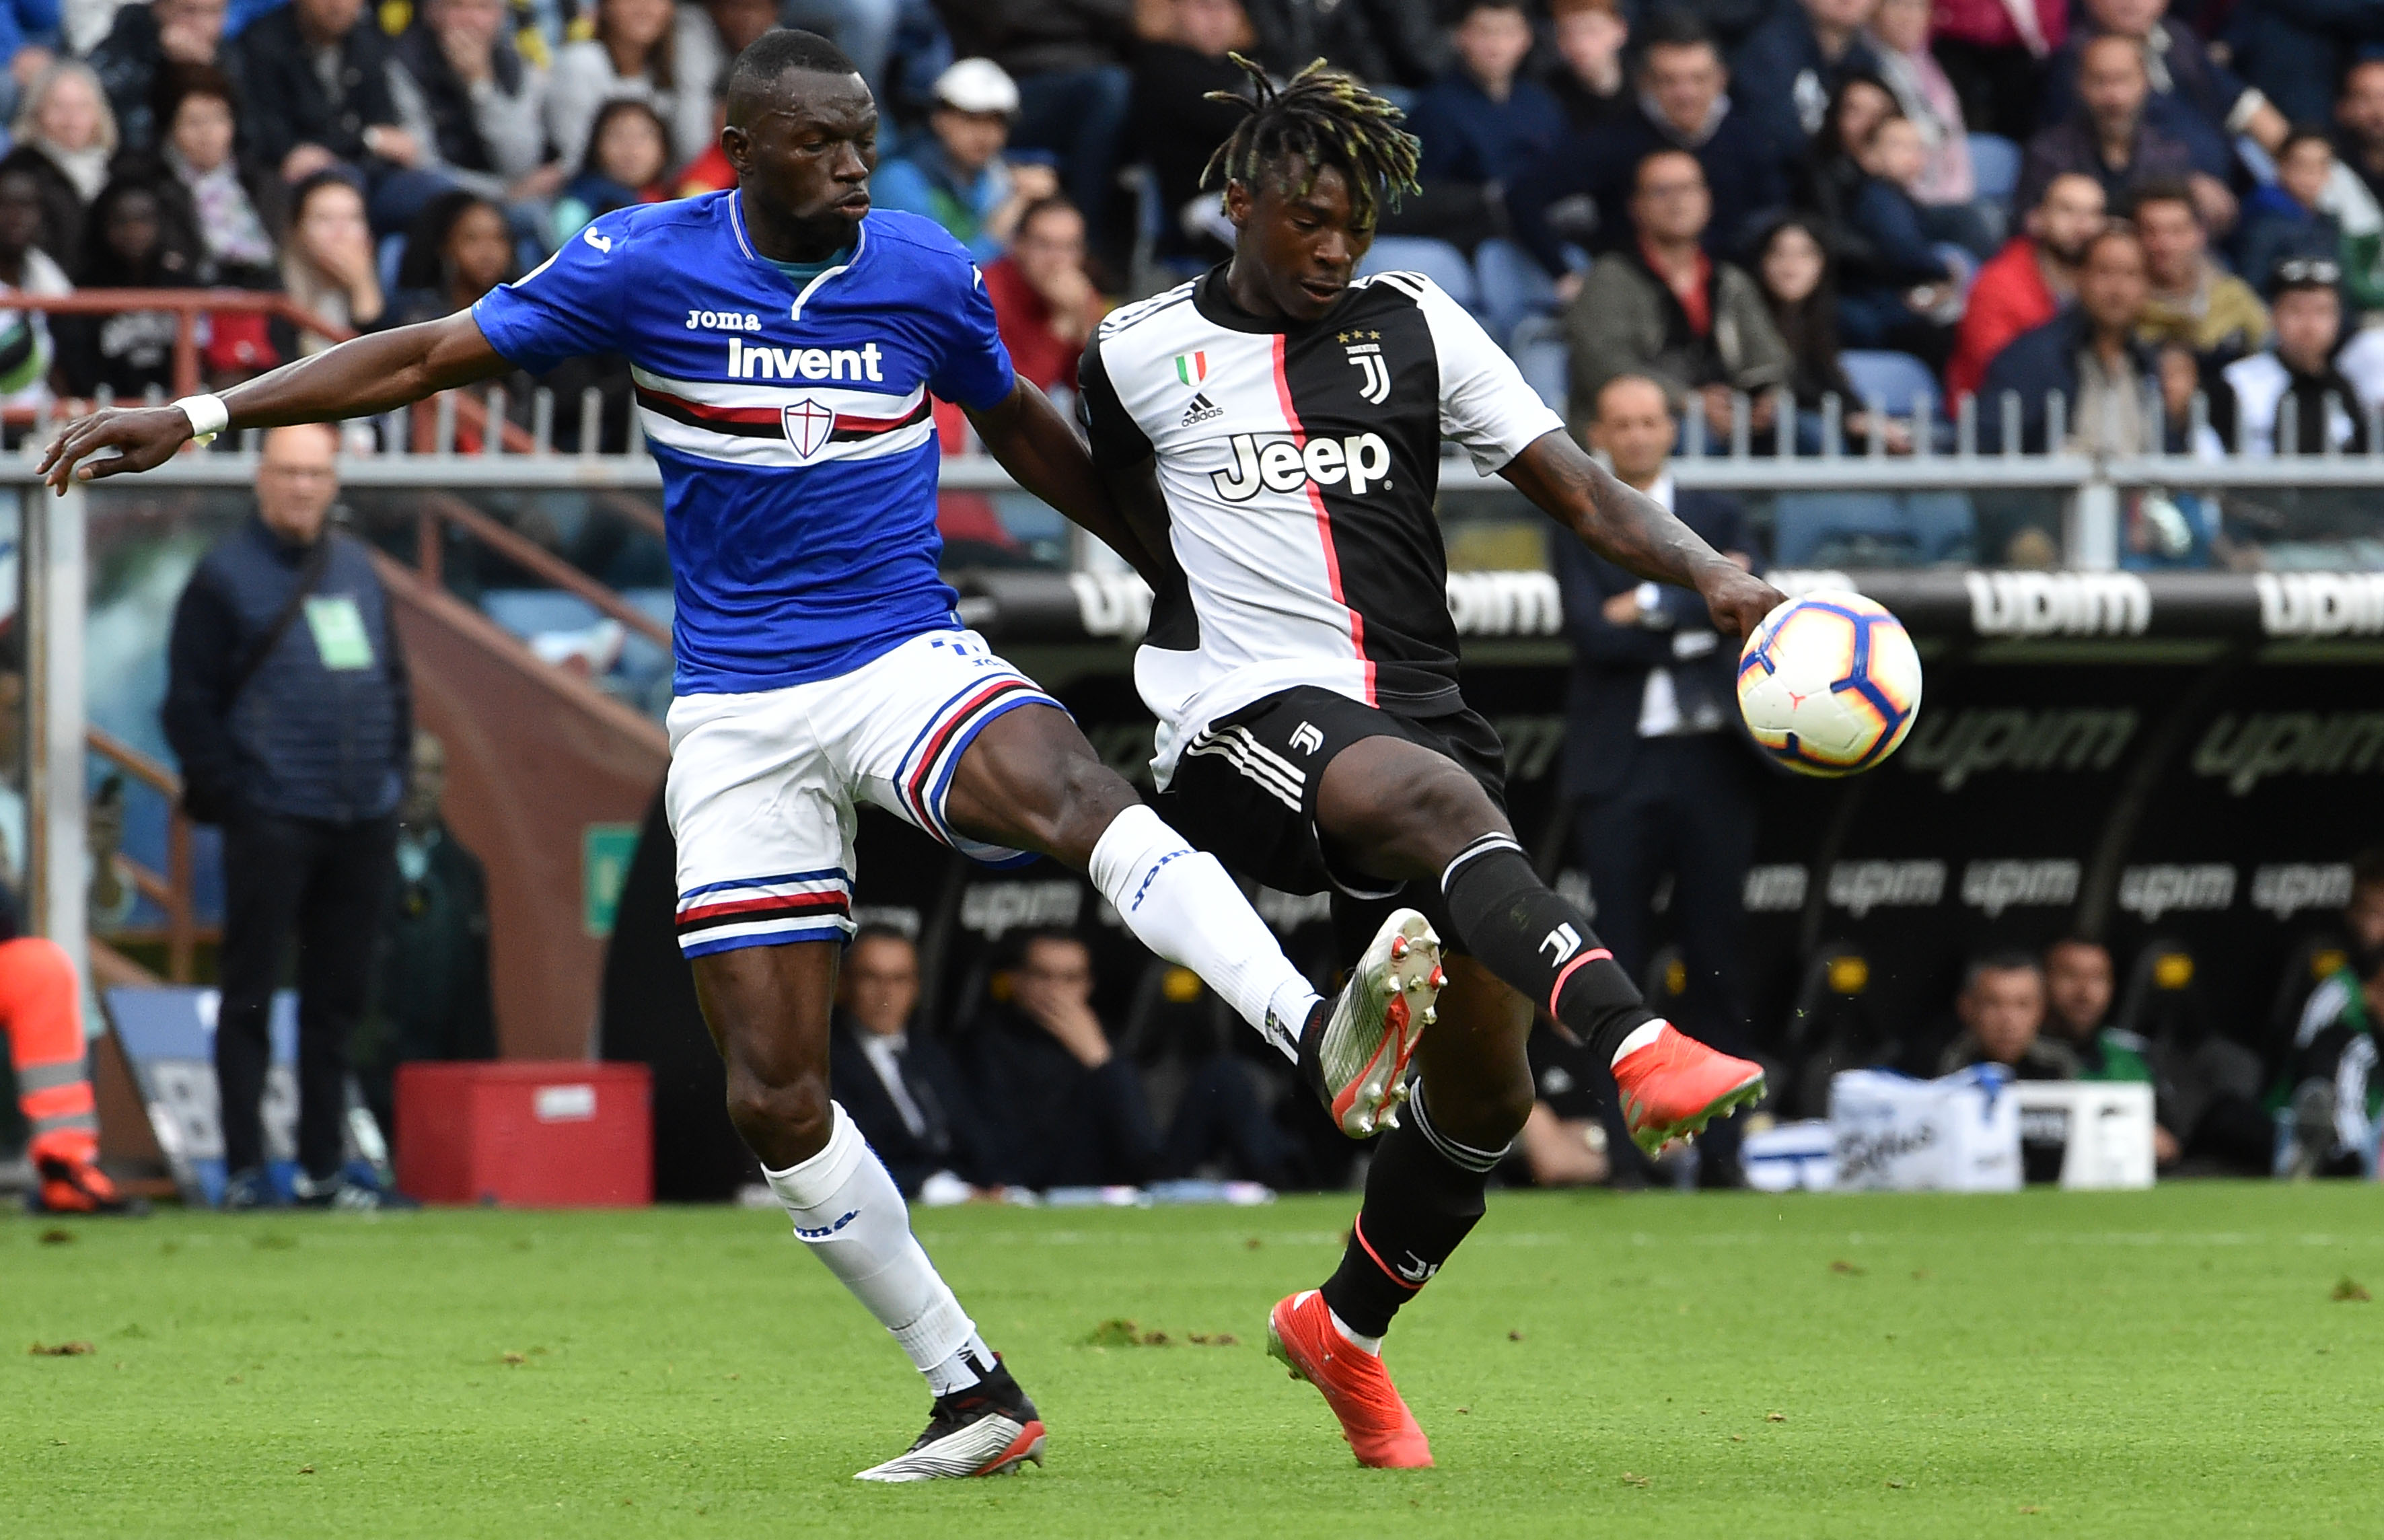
[{"xmin": 174, "ymin": 393, "xmax": 228, "ymax": 445}]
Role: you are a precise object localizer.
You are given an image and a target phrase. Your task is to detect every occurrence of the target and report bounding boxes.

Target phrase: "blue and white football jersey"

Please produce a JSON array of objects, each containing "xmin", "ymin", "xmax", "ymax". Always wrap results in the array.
[{"xmin": 472, "ymin": 194, "xmax": 1017, "ymax": 695}]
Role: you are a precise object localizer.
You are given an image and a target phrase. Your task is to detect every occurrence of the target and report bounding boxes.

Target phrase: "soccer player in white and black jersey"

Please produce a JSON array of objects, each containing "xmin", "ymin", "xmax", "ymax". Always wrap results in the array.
[{"xmin": 1079, "ymin": 59, "xmax": 1789, "ymax": 1467}]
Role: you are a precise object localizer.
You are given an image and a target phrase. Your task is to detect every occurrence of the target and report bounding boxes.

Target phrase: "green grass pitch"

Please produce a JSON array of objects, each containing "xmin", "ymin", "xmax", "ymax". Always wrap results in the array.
[{"xmin": 5, "ymin": 1183, "xmax": 2381, "ymax": 1537}]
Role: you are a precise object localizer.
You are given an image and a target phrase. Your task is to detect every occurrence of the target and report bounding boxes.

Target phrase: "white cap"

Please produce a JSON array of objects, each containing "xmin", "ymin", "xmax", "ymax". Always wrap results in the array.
[{"xmin": 933, "ymin": 57, "xmax": 1019, "ymax": 116}]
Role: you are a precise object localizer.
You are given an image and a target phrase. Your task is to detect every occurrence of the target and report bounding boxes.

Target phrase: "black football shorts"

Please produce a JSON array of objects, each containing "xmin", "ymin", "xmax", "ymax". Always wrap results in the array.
[{"xmin": 1154, "ymin": 685, "xmax": 1509, "ymax": 965}]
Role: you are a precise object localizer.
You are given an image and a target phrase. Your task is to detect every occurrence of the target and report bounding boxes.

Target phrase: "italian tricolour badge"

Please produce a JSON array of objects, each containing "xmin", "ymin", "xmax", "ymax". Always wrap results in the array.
[{"xmin": 1173, "ymin": 351, "xmax": 1208, "ymax": 386}]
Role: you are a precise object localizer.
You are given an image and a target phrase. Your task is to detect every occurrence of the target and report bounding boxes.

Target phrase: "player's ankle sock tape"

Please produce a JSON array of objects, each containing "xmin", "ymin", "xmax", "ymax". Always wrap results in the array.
[
  {"xmin": 924, "ymin": 1331, "xmax": 999, "ymax": 1397},
  {"xmin": 1088, "ymin": 802, "xmax": 1318, "ymax": 1058},
  {"xmin": 1439, "ymin": 840, "xmax": 1655, "ymax": 1066},
  {"xmin": 1319, "ymin": 1099, "xmax": 1492, "ymax": 1340},
  {"xmin": 762, "ymin": 1102, "xmax": 976, "ymax": 1374}
]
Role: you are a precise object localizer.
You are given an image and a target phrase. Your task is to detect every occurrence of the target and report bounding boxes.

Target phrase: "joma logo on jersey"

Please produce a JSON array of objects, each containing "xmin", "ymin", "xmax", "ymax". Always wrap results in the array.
[
  {"xmin": 725, "ymin": 337, "xmax": 885, "ymax": 382},
  {"xmin": 688, "ymin": 309, "xmax": 762, "ymax": 331},
  {"xmin": 1212, "ymin": 431, "xmax": 1393, "ymax": 501}
]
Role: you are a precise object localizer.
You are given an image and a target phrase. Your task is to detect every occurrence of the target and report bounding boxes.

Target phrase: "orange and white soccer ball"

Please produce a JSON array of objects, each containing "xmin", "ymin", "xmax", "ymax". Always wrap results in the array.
[{"xmin": 1735, "ymin": 591, "xmax": 1922, "ymax": 776}]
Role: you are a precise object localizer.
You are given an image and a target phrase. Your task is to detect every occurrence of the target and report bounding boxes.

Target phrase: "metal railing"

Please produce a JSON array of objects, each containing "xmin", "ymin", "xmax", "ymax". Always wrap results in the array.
[{"xmin": 85, "ymin": 725, "xmax": 202, "ymax": 982}]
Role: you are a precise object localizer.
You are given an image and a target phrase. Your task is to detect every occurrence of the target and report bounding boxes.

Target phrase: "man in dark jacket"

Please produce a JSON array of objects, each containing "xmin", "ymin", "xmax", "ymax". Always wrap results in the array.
[
  {"xmin": 1508, "ymin": 10, "xmax": 1789, "ymax": 279},
  {"xmin": 2016, "ymin": 35, "xmax": 2210, "ymax": 230},
  {"xmin": 90, "ymin": 0, "xmax": 231, "ymax": 153},
  {"xmin": 932, "ymin": 0, "xmax": 1134, "ymax": 231},
  {"xmin": 1729, "ymin": 0, "xmax": 1883, "ymax": 164},
  {"xmin": 1978, "ymin": 224, "xmax": 2156, "ymax": 453},
  {"xmin": 164, "ymin": 422, "xmax": 408, "ymax": 1208},
  {"xmin": 386, "ymin": 0, "xmax": 561, "ymax": 212},
  {"xmin": 828, "ymin": 924, "xmax": 984, "ymax": 1199},
  {"xmin": 228, "ymin": 0, "xmax": 435, "ymax": 227},
  {"xmin": 1551, "ymin": 373, "xmax": 1758, "ymax": 1186}
]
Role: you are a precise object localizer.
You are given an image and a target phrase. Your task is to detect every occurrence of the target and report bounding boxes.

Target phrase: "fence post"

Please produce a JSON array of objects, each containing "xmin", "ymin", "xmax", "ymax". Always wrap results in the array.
[
  {"xmin": 22, "ymin": 486, "xmax": 87, "ymax": 989},
  {"xmin": 2068, "ymin": 468, "xmax": 2121, "ymax": 571},
  {"xmin": 166, "ymin": 812, "xmax": 192, "ymax": 982}
]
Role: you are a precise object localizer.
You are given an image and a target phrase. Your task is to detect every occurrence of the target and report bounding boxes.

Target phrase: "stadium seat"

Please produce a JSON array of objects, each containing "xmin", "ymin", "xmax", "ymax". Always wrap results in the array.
[
  {"xmin": 1473, "ymin": 237, "xmax": 1558, "ymax": 347},
  {"xmin": 1770, "ymin": 490, "xmax": 1975, "ymax": 566},
  {"xmin": 1510, "ymin": 316, "xmax": 1568, "ymax": 414},
  {"xmin": 1358, "ymin": 235, "xmax": 1480, "ymax": 311},
  {"xmin": 1966, "ymin": 133, "xmax": 2022, "ymax": 203},
  {"xmin": 1839, "ymin": 349, "xmax": 1941, "ymax": 420}
]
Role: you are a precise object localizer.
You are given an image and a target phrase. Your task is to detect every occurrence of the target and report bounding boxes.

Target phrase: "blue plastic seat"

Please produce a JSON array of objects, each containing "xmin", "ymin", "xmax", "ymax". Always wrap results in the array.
[
  {"xmin": 1357, "ymin": 235, "xmax": 1480, "ymax": 311},
  {"xmin": 1967, "ymin": 133, "xmax": 2022, "ymax": 203},
  {"xmin": 1839, "ymin": 349, "xmax": 1941, "ymax": 420},
  {"xmin": 1510, "ymin": 316, "xmax": 1568, "ymax": 414},
  {"xmin": 1474, "ymin": 237, "xmax": 1558, "ymax": 346}
]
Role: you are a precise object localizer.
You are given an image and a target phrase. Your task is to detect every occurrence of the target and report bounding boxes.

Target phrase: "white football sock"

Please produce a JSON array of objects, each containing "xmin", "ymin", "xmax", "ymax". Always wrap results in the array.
[
  {"xmin": 762, "ymin": 1102, "xmax": 976, "ymax": 1384},
  {"xmin": 1612, "ymin": 1020, "xmax": 1667, "ymax": 1066},
  {"xmin": 923, "ymin": 1331, "xmax": 998, "ymax": 1397},
  {"xmin": 1087, "ymin": 803, "xmax": 1320, "ymax": 1058},
  {"xmin": 1327, "ymin": 1305, "xmax": 1383, "ymax": 1356}
]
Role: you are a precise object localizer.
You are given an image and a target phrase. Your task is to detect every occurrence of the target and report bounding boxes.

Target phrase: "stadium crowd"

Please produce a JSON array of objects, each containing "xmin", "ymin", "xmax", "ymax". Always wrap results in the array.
[{"xmin": 1, "ymin": 0, "xmax": 2383, "ymax": 464}]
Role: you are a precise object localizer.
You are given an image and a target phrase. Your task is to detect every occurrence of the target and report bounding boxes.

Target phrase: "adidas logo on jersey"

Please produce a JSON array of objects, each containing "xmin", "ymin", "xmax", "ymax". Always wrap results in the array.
[
  {"xmin": 1180, "ymin": 391, "xmax": 1223, "ymax": 427},
  {"xmin": 1211, "ymin": 431, "xmax": 1393, "ymax": 502}
]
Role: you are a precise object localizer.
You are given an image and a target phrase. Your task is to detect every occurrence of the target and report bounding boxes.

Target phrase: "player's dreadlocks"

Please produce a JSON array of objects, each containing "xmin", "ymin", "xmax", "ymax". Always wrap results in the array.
[{"xmin": 1200, "ymin": 54, "xmax": 1421, "ymax": 231}]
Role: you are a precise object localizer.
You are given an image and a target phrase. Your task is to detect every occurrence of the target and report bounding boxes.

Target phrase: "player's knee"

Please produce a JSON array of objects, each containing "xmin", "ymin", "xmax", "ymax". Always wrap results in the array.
[
  {"xmin": 725, "ymin": 1064, "xmax": 833, "ymax": 1157},
  {"xmin": 1033, "ymin": 749, "xmax": 1134, "ymax": 852},
  {"xmin": 1337, "ymin": 757, "xmax": 1495, "ymax": 867}
]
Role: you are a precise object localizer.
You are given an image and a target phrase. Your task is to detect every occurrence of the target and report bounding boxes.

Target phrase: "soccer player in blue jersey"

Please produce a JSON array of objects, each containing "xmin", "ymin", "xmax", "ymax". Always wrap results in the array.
[{"xmin": 41, "ymin": 30, "xmax": 1450, "ymax": 1482}]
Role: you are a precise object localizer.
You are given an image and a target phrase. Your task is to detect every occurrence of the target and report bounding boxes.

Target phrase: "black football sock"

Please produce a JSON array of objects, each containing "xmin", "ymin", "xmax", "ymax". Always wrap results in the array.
[
  {"xmin": 1437, "ymin": 834, "xmax": 1657, "ymax": 1066},
  {"xmin": 1317, "ymin": 1085, "xmax": 1506, "ymax": 1341}
]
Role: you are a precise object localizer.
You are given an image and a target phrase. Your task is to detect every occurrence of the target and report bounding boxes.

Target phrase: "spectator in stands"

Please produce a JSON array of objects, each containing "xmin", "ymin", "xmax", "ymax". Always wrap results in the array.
[
  {"xmin": 549, "ymin": 96, "xmax": 669, "ymax": 244},
  {"xmin": 676, "ymin": 0, "xmax": 785, "ymax": 122},
  {"xmin": 1978, "ymin": 223, "xmax": 2153, "ymax": 455},
  {"xmin": 1731, "ymin": 0, "xmax": 1883, "ymax": 163},
  {"xmin": 1546, "ymin": 0, "xmax": 1627, "ymax": 132},
  {"xmin": 388, "ymin": 0, "xmax": 563, "ymax": 219},
  {"xmin": 2336, "ymin": 59, "xmax": 2384, "ymax": 213},
  {"xmin": 1753, "ymin": 212, "xmax": 1910, "ymax": 450},
  {"xmin": 1793, "ymin": 69, "xmax": 1894, "ymax": 246},
  {"xmin": 1947, "ymin": 169, "xmax": 2103, "ymax": 402},
  {"xmin": 1243, "ymin": 0, "xmax": 1446, "ymax": 96},
  {"xmin": 1836, "ymin": 112, "xmax": 1964, "ymax": 363},
  {"xmin": 230, "ymin": 0, "xmax": 430, "ymax": 227},
  {"xmin": 13, "ymin": 61, "xmax": 113, "ymax": 207},
  {"xmin": 1552, "ymin": 371, "xmax": 1757, "ymax": 1185},
  {"xmin": 277, "ymin": 171, "xmax": 384, "ymax": 356},
  {"xmin": 2017, "ymin": 36, "xmax": 2216, "ymax": 235},
  {"xmin": 2237, "ymin": 128, "xmax": 2350, "ymax": 303},
  {"xmin": 161, "ymin": 64, "xmax": 279, "ymax": 289},
  {"xmin": 393, "ymin": 188, "xmax": 514, "ymax": 319},
  {"xmin": 952, "ymin": 929, "xmax": 1167, "ymax": 1191},
  {"xmin": 353, "ymin": 729, "xmax": 495, "ymax": 1143},
  {"xmin": 55, "ymin": 172, "xmax": 198, "ymax": 398},
  {"xmin": 985, "ymin": 196, "xmax": 1103, "ymax": 397},
  {"xmin": 164, "ymin": 423, "xmax": 409, "ymax": 1211},
  {"xmin": 1128, "ymin": 0, "xmax": 1251, "ymax": 264},
  {"xmin": 828, "ymin": 924, "xmax": 982, "ymax": 1201},
  {"xmin": 2040, "ymin": 937, "xmax": 2175, "ymax": 1154},
  {"xmin": 2216, "ymin": 257, "xmax": 2370, "ymax": 457},
  {"xmin": 931, "ymin": 0, "xmax": 1133, "ymax": 235},
  {"xmin": 1511, "ymin": 11, "xmax": 1790, "ymax": 287},
  {"xmin": 1864, "ymin": 0, "xmax": 1972, "ymax": 209},
  {"xmin": 1929, "ymin": 0, "xmax": 2060, "ymax": 144},
  {"xmin": 2041, "ymin": 0, "xmax": 2286, "ymax": 183},
  {"xmin": 2276, "ymin": 940, "xmax": 2383, "ymax": 1179},
  {"xmin": 91, "ymin": 0, "xmax": 227, "ymax": 153},
  {"xmin": 1407, "ymin": 1, "xmax": 1564, "ymax": 194},
  {"xmin": 1938, "ymin": 951, "xmax": 2077, "ymax": 1078},
  {"xmin": 0, "ymin": 157, "xmax": 71, "ymax": 411},
  {"xmin": 874, "ymin": 58, "xmax": 1054, "ymax": 264},
  {"xmin": 1565, "ymin": 149, "xmax": 1791, "ymax": 445},
  {"xmin": 2134, "ymin": 179, "xmax": 2268, "ymax": 366},
  {"xmin": 547, "ymin": 0, "xmax": 707, "ymax": 172}
]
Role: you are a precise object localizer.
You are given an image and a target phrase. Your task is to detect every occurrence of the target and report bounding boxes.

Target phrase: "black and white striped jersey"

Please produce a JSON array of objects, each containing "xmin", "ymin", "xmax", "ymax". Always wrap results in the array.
[{"xmin": 1080, "ymin": 266, "xmax": 1562, "ymax": 786}]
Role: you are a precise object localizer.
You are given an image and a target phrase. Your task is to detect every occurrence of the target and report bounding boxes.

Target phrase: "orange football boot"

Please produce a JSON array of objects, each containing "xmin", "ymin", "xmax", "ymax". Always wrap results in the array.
[
  {"xmin": 1611, "ymin": 1021, "xmax": 1766, "ymax": 1157},
  {"xmin": 1266, "ymin": 1290, "xmax": 1433, "ymax": 1469}
]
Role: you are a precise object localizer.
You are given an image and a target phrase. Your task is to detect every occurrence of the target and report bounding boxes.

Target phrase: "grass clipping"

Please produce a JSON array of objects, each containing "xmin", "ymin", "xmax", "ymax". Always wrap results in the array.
[{"xmin": 1083, "ymin": 1319, "xmax": 1237, "ymax": 1348}]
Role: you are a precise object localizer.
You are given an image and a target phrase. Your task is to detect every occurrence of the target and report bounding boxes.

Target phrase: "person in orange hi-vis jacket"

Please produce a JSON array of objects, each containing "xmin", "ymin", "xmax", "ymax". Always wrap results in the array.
[{"xmin": 6, "ymin": 934, "xmax": 138, "ymax": 1214}]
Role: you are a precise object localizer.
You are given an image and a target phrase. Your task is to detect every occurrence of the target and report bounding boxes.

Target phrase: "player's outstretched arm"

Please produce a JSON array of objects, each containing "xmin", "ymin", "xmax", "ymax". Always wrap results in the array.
[
  {"xmin": 1499, "ymin": 428, "xmax": 1786, "ymax": 638},
  {"xmin": 39, "ymin": 312, "xmax": 515, "ymax": 492},
  {"xmin": 963, "ymin": 379, "xmax": 1165, "ymax": 587}
]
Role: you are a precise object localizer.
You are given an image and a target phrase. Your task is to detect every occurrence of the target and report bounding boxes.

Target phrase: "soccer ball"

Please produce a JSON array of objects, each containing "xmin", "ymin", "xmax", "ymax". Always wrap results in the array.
[{"xmin": 1735, "ymin": 591, "xmax": 1922, "ymax": 776}]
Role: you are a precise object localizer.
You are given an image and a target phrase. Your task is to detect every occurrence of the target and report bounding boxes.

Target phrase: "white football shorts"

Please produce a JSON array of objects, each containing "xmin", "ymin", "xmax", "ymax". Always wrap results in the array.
[{"xmin": 665, "ymin": 627, "xmax": 1064, "ymax": 957}]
